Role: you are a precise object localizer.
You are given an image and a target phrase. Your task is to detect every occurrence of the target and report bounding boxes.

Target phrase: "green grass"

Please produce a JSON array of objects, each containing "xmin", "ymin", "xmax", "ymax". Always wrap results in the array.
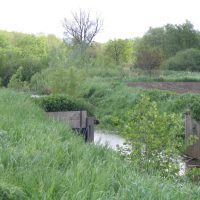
[
  {"xmin": 125, "ymin": 69, "xmax": 200, "ymax": 82},
  {"xmin": 0, "ymin": 89, "xmax": 200, "ymax": 199},
  {"xmin": 78, "ymin": 76, "xmax": 200, "ymax": 132}
]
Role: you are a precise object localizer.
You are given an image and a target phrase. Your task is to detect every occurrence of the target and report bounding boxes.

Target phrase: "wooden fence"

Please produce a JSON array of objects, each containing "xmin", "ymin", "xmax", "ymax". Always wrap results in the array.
[{"xmin": 47, "ymin": 111, "xmax": 94, "ymax": 142}]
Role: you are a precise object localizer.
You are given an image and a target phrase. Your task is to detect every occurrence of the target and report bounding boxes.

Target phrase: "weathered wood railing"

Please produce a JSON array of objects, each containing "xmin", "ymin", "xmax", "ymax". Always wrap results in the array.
[{"xmin": 47, "ymin": 111, "xmax": 94, "ymax": 142}]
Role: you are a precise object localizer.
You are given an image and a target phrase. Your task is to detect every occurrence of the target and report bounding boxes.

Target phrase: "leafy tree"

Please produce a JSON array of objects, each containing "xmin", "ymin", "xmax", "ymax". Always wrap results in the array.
[
  {"xmin": 105, "ymin": 39, "xmax": 133, "ymax": 65},
  {"xmin": 138, "ymin": 20, "xmax": 200, "ymax": 59},
  {"xmin": 0, "ymin": 31, "xmax": 70, "ymax": 86},
  {"xmin": 0, "ymin": 46, "xmax": 22, "ymax": 85},
  {"xmin": 143, "ymin": 27, "xmax": 165, "ymax": 50},
  {"xmin": 134, "ymin": 47, "xmax": 163, "ymax": 76},
  {"xmin": 163, "ymin": 48, "xmax": 200, "ymax": 71}
]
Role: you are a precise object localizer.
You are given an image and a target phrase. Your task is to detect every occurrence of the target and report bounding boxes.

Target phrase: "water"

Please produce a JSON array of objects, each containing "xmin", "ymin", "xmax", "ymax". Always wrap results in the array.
[
  {"xmin": 94, "ymin": 130, "xmax": 187, "ymax": 175},
  {"xmin": 94, "ymin": 130, "xmax": 126, "ymax": 150}
]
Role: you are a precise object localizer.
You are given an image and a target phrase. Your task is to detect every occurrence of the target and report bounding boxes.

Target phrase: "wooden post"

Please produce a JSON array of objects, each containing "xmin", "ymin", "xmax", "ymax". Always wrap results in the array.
[
  {"xmin": 185, "ymin": 113, "xmax": 200, "ymax": 159},
  {"xmin": 86, "ymin": 117, "xmax": 94, "ymax": 142}
]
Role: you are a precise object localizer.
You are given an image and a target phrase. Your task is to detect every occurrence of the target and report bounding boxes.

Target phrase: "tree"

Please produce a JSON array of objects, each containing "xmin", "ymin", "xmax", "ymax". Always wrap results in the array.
[
  {"xmin": 63, "ymin": 9, "xmax": 103, "ymax": 46},
  {"xmin": 137, "ymin": 20, "xmax": 200, "ymax": 59},
  {"xmin": 163, "ymin": 48, "xmax": 200, "ymax": 71},
  {"xmin": 8, "ymin": 66, "xmax": 29, "ymax": 91},
  {"xmin": 134, "ymin": 47, "xmax": 163, "ymax": 76},
  {"xmin": 105, "ymin": 39, "xmax": 133, "ymax": 65}
]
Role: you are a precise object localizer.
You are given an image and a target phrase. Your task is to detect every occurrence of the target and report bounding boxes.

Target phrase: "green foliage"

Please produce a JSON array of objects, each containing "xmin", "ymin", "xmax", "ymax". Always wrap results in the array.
[
  {"xmin": 163, "ymin": 48, "xmax": 200, "ymax": 71},
  {"xmin": 123, "ymin": 95, "xmax": 184, "ymax": 176},
  {"xmin": 7, "ymin": 66, "xmax": 29, "ymax": 91},
  {"xmin": 30, "ymin": 66, "xmax": 86, "ymax": 96},
  {"xmin": 0, "ymin": 45, "xmax": 22, "ymax": 85},
  {"xmin": 186, "ymin": 168, "xmax": 200, "ymax": 184},
  {"xmin": 0, "ymin": 31, "xmax": 69, "ymax": 87},
  {"xmin": 164, "ymin": 94, "xmax": 200, "ymax": 121},
  {"xmin": 189, "ymin": 98, "xmax": 200, "ymax": 121},
  {"xmin": 34, "ymin": 94, "xmax": 94, "ymax": 115},
  {"xmin": 0, "ymin": 182, "xmax": 27, "ymax": 200},
  {"xmin": 140, "ymin": 20, "xmax": 200, "ymax": 59},
  {"xmin": 47, "ymin": 35, "xmax": 70, "ymax": 68},
  {"xmin": 105, "ymin": 39, "xmax": 133, "ymax": 65},
  {"xmin": 0, "ymin": 89, "xmax": 200, "ymax": 199},
  {"xmin": 134, "ymin": 47, "xmax": 163, "ymax": 75}
]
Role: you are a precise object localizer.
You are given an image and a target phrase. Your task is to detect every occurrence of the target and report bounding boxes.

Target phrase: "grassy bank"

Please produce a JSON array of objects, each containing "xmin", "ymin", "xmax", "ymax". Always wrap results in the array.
[
  {"xmin": 0, "ymin": 89, "xmax": 200, "ymax": 199},
  {"xmin": 78, "ymin": 76, "xmax": 200, "ymax": 131}
]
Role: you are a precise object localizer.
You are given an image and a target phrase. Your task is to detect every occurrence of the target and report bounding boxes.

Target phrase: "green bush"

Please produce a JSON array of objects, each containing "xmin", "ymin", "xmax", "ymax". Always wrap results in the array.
[
  {"xmin": 34, "ymin": 94, "xmax": 95, "ymax": 115},
  {"xmin": 165, "ymin": 94, "xmax": 200, "ymax": 121},
  {"xmin": 163, "ymin": 48, "xmax": 200, "ymax": 71},
  {"xmin": 123, "ymin": 95, "xmax": 184, "ymax": 177},
  {"xmin": 189, "ymin": 98, "xmax": 200, "ymax": 121}
]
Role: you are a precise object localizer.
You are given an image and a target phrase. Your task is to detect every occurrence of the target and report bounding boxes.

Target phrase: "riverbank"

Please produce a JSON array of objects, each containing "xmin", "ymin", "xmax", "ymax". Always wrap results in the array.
[{"xmin": 0, "ymin": 89, "xmax": 200, "ymax": 199}]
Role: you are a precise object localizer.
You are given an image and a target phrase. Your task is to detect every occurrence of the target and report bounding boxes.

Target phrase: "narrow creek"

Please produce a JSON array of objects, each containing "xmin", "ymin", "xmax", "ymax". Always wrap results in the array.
[
  {"xmin": 94, "ymin": 130, "xmax": 126, "ymax": 150},
  {"xmin": 94, "ymin": 130, "xmax": 187, "ymax": 175}
]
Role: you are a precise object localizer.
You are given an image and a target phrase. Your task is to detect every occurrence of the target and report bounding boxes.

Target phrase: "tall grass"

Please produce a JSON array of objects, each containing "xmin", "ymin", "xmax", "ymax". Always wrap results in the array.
[{"xmin": 0, "ymin": 89, "xmax": 200, "ymax": 199}]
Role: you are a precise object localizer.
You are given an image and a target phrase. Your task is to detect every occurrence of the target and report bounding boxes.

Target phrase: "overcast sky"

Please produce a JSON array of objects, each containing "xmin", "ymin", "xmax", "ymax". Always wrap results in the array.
[{"xmin": 0, "ymin": 0, "xmax": 200, "ymax": 42}]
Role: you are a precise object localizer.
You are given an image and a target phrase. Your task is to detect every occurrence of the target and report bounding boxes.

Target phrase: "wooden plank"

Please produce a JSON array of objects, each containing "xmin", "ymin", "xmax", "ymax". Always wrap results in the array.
[
  {"xmin": 185, "ymin": 114, "xmax": 200, "ymax": 159},
  {"xmin": 47, "ymin": 111, "xmax": 87, "ymax": 128}
]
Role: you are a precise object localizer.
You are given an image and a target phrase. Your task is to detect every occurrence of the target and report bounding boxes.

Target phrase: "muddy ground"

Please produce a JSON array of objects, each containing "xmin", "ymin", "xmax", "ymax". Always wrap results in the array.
[{"xmin": 128, "ymin": 82, "xmax": 200, "ymax": 93}]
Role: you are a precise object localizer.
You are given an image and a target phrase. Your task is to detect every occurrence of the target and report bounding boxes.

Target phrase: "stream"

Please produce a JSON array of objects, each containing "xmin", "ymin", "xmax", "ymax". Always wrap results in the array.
[
  {"xmin": 94, "ymin": 130, "xmax": 126, "ymax": 150},
  {"xmin": 94, "ymin": 130, "xmax": 187, "ymax": 175}
]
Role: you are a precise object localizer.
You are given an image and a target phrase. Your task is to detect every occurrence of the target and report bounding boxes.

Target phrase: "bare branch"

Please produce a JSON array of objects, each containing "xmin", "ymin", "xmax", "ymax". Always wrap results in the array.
[{"xmin": 63, "ymin": 9, "xmax": 103, "ymax": 46}]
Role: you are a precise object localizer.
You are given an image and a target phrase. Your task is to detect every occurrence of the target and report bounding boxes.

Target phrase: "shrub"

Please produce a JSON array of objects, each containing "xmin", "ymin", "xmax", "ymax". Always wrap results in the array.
[
  {"xmin": 163, "ymin": 48, "xmax": 200, "ymax": 71},
  {"xmin": 123, "ymin": 95, "xmax": 184, "ymax": 177},
  {"xmin": 189, "ymin": 98, "xmax": 200, "ymax": 121},
  {"xmin": 34, "ymin": 94, "xmax": 95, "ymax": 115},
  {"xmin": 166, "ymin": 94, "xmax": 200, "ymax": 121}
]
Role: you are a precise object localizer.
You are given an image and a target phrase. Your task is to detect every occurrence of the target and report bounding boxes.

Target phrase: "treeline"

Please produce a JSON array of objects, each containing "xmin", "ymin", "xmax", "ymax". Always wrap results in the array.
[
  {"xmin": 0, "ymin": 31, "xmax": 69, "ymax": 87},
  {"xmin": 1, "ymin": 20, "xmax": 200, "ymax": 90},
  {"xmin": 135, "ymin": 20, "xmax": 200, "ymax": 74},
  {"xmin": 0, "ymin": 30, "xmax": 134, "ymax": 90}
]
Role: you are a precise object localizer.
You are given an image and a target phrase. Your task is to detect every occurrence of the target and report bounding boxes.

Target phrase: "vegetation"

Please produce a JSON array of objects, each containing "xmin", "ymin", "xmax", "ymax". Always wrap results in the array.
[
  {"xmin": 0, "ymin": 31, "xmax": 69, "ymax": 86},
  {"xmin": 34, "ymin": 94, "xmax": 94, "ymax": 115},
  {"xmin": 1, "ymin": 18, "xmax": 200, "ymax": 197},
  {"xmin": 162, "ymin": 48, "xmax": 200, "ymax": 71},
  {"xmin": 123, "ymin": 95, "xmax": 184, "ymax": 176},
  {"xmin": 1, "ymin": 20, "xmax": 200, "ymax": 89},
  {"xmin": 63, "ymin": 9, "xmax": 103, "ymax": 46},
  {"xmin": 0, "ymin": 89, "xmax": 200, "ymax": 199},
  {"xmin": 105, "ymin": 39, "xmax": 134, "ymax": 65}
]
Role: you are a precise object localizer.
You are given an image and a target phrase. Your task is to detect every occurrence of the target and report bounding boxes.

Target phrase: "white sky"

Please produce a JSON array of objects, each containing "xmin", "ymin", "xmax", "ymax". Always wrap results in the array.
[{"xmin": 0, "ymin": 0, "xmax": 200, "ymax": 42}]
